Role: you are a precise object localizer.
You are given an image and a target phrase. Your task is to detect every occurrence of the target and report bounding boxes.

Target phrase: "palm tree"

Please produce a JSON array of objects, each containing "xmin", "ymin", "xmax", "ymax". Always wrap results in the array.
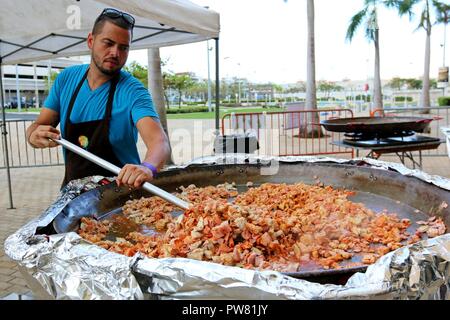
[
  {"xmin": 346, "ymin": 1, "xmax": 400, "ymax": 111},
  {"xmin": 147, "ymin": 48, "xmax": 174, "ymax": 165},
  {"xmin": 395, "ymin": 0, "xmax": 449, "ymax": 113},
  {"xmin": 305, "ymin": 0, "xmax": 317, "ymax": 113},
  {"xmin": 302, "ymin": 0, "xmax": 324, "ymax": 137},
  {"xmin": 284, "ymin": 0, "xmax": 322, "ymax": 137}
]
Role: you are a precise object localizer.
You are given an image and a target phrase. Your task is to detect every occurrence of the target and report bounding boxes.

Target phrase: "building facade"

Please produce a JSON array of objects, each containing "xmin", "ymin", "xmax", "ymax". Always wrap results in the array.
[{"xmin": 1, "ymin": 58, "xmax": 83, "ymax": 110}]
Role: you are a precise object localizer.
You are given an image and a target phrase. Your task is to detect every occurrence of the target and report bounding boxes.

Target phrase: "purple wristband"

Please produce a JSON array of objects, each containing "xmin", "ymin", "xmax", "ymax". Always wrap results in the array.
[{"xmin": 141, "ymin": 162, "xmax": 158, "ymax": 177}]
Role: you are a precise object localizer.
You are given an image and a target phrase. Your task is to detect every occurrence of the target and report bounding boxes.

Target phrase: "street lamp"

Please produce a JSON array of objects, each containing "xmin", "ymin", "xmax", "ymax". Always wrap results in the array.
[{"xmin": 442, "ymin": 19, "xmax": 447, "ymax": 68}]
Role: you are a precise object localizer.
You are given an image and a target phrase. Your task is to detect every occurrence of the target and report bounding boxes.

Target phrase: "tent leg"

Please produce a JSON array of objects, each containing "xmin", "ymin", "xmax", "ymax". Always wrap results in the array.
[
  {"xmin": 214, "ymin": 38, "xmax": 220, "ymax": 133},
  {"xmin": 0, "ymin": 62, "xmax": 15, "ymax": 209}
]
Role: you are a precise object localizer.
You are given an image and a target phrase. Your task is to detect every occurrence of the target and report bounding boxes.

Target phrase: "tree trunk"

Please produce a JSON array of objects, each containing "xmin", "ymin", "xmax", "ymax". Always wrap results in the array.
[
  {"xmin": 306, "ymin": 0, "xmax": 317, "ymax": 111},
  {"xmin": 147, "ymin": 48, "xmax": 174, "ymax": 165},
  {"xmin": 304, "ymin": 0, "xmax": 322, "ymax": 137},
  {"xmin": 373, "ymin": 28, "xmax": 383, "ymax": 111},
  {"xmin": 421, "ymin": 23, "xmax": 432, "ymax": 114},
  {"xmin": 163, "ymin": 92, "xmax": 170, "ymax": 110}
]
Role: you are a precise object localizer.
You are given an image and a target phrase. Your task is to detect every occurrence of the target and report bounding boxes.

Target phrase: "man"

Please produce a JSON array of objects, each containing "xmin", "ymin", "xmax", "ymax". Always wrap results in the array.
[{"xmin": 26, "ymin": 8, "xmax": 171, "ymax": 189}]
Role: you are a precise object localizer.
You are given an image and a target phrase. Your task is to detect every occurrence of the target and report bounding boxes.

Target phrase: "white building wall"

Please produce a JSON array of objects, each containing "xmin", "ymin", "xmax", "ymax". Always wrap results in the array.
[{"xmin": 1, "ymin": 58, "xmax": 83, "ymax": 107}]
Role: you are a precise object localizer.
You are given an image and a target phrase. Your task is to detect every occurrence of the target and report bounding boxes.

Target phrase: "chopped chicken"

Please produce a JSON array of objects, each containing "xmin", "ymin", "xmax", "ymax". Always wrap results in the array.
[{"xmin": 78, "ymin": 182, "xmax": 446, "ymax": 272}]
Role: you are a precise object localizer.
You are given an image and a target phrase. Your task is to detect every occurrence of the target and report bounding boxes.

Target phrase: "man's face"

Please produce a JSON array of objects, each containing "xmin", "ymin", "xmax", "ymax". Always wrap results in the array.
[{"xmin": 87, "ymin": 21, "xmax": 131, "ymax": 76}]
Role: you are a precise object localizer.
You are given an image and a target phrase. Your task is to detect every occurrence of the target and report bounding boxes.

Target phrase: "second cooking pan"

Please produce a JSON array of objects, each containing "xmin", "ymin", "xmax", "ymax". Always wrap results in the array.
[{"xmin": 320, "ymin": 116, "xmax": 433, "ymax": 135}]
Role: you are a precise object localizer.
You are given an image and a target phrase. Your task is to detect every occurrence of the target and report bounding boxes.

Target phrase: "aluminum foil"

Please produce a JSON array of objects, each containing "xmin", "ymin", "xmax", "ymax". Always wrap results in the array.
[
  {"xmin": 134, "ymin": 233, "xmax": 450, "ymax": 300},
  {"xmin": 4, "ymin": 176, "xmax": 143, "ymax": 300},
  {"xmin": 4, "ymin": 156, "xmax": 450, "ymax": 300},
  {"xmin": 176, "ymin": 154, "xmax": 450, "ymax": 191}
]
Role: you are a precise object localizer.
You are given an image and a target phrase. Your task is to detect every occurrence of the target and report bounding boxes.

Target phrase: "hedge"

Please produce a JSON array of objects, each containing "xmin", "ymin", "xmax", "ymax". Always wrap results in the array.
[
  {"xmin": 166, "ymin": 106, "xmax": 210, "ymax": 114},
  {"xmin": 394, "ymin": 96, "xmax": 413, "ymax": 102},
  {"xmin": 346, "ymin": 95, "xmax": 371, "ymax": 101}
]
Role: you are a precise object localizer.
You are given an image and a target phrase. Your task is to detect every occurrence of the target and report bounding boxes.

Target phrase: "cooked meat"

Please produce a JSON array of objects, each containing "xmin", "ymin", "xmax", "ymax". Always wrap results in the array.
[{"xmin": 78, "ymin": 182, "xmax": 446, "ymax": 272}]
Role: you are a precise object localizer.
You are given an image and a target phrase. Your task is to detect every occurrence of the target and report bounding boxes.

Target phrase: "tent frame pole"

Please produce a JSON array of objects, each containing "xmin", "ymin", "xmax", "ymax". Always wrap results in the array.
[
  {"xmin": 0, "ymin": 60, "xmax": 15, "ymax": 209},
  {"xmin": 215, "ymin": 38, "xmax": 220, "ymax": 133}
]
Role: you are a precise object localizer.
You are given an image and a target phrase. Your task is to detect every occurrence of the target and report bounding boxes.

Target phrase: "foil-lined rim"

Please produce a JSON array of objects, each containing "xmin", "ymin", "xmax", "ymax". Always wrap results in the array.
[
  {"xmin": 4, "ymin": 156, "xmax": 450, "ymax": 300},
  {"xmin": 167, "ymin": 154, "xmax": 450, "ymax": 191}
]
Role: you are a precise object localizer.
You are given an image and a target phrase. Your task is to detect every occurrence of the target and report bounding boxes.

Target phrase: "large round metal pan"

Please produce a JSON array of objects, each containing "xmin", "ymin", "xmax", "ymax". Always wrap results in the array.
[
  {"xmin": 52, "ymin": 161, "xmax": 450, "ymax": 284},
  {"xmin": 320, "ymin": 116, "xmax": 433, "ymax": 135}
]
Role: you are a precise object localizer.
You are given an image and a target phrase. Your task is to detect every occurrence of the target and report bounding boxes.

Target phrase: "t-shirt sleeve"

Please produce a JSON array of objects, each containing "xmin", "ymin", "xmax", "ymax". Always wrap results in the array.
[
  {"xmin": 130, "ymin": 81, "xmax": 160, "ymax": 125},
  {"xmin": 43, "ymin": 70, "xmax": 66, "ymax": 113}
]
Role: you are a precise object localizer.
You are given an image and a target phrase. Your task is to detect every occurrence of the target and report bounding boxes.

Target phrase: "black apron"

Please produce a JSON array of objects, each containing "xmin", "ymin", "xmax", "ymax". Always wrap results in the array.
[{"xmin": 62, "ymin": 69, "xmax": 123, "ymax": 186}]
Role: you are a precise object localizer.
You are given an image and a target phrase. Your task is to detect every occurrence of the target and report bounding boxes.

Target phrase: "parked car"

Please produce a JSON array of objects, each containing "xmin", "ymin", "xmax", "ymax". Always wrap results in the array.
[
  {"xmin": 2, "ymin": 101, "xmax": 11, "ymax": 109},
  {"xmin": 3, "ymin": 97, "xmax": 34, "ymax": 109}
]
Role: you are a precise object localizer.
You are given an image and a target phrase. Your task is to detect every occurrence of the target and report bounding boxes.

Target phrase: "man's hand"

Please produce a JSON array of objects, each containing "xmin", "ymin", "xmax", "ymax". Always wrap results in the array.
[
  {"xmin": 26, "ymin": 108, "xmax": 60, "ymax": 148},
  {"xmin": 116, "ymin": 164, "xmax": 154, "ymax": 189},
  {"xmin": 28, "ymin": 125, "xmax": 61, "ymax": 148}
]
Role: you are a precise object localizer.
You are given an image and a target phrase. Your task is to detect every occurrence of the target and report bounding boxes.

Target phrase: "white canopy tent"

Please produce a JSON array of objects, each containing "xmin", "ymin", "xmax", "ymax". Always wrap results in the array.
[
  {"xmin": 0, "ymin": 0, "xmax": 221, "ymax": 208},
  {"xmin": 0, "ymin": 0, "xmax": 219, "ymax": 64}
]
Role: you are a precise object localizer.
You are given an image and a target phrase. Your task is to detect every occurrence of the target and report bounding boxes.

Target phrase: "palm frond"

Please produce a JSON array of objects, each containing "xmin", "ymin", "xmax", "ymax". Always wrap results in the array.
[
  {"xmin": 365, "ymin": 8, "xmax": 378, "ymax": 41},
  {"xmin": 365, "ymin": 27, "xmax": 376, "ymax": 41},
  {"xmin": 432, "ymin": 1, "xmax": 450, "ymax": 24},
  {"xmin": 346, "ymin": 8, "xmax": 369, "ymax": 41},
  {"xmin": 398, "ymin": 0, "xmax": 421, "ymax": 19},
  {"xmin": 415, "ymin": 9, "xmax": 428, "ymax": 31},
  {"xmin": 364, "ymin": 0, "xmax": 377, "ymax": 6},
  {"xmin": 383, "ymin": 0, "xmax": 402, "ymax": 9}
]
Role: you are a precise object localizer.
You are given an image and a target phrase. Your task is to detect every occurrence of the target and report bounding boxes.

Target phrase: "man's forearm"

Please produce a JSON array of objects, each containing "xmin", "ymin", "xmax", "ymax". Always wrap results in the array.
[{"xmin": 142, "ymin": 141, "xmax": 171, "ymax": 170}]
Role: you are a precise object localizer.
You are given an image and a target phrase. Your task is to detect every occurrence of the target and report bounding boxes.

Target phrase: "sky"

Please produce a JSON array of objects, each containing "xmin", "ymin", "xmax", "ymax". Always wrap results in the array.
[{"xmin": 127, "ymin": 0, "xmax": 449, "ymax": 84}]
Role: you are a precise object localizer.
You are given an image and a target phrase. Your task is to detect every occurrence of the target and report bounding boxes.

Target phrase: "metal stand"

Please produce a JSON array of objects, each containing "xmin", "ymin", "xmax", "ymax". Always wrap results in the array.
[
  {"xmin": 214, "ymin": 38, "xmax": 220, "ymax": 133},
  {"xmin": 365, "ymin": 150, "xmax": 422, "ymax": 169},
  {"xmin": 333, "ymin": 138, "xmax": 441, "ymax": 171},
  {"xmin": 395, "ymin": 150, "xmax": 422, "ymax": 169},
  {"xmin": 0, "ymin": 61, "xmax": 15, "ymax": 209}
]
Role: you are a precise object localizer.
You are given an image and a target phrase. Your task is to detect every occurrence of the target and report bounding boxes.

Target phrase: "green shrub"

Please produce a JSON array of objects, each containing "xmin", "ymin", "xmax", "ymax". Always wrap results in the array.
[
  {"xmin": 185, "ymin": 101, "xmax": 207, "ymax": 106},
  {"xmin": 437, "ymin": 96, "xmax": 450, "ymax": 106},
  {"xmin": 166, "ymin": 106, "xmax": 210, "ymax": 114},
  {"xmin": 221, "ymin": 103, "xmax": 242, "ymax": 108},
  {"xmin": 394, "ymin": 96, "xmax": 413, "ymax": 102},
  {"xmin": 347, "ymin": 95, "xmax": 371, "ymax": 101}
]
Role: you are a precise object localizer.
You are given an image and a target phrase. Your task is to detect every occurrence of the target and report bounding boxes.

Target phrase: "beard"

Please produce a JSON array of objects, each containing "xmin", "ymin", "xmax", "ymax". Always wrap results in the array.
[{"xmin": 92, "ymin": 54, "xmax": 123, "ymax": 76}]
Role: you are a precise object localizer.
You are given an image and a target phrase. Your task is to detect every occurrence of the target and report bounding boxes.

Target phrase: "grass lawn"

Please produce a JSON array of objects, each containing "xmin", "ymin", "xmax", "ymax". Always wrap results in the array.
[
  {"xmin": 6, "ymin": 105, "xmax": 347, "ymax": 120},
  {"xmin": 5, "ymin": 106, "xmax": 284, "ymax": 119},
  {"xmin": 5, "ymin": 107, "xmax": 41, "ymax": 113},
  {"xmin": 167, "ymin": 107, "xmax": 285, "ymax": 119}
]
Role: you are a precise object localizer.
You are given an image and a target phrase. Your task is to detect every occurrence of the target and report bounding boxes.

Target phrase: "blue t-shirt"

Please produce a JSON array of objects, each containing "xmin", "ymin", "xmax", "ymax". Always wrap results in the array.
[{"xmin": 44, "ymin": 64, "xmax": 159, "ymax": 165}]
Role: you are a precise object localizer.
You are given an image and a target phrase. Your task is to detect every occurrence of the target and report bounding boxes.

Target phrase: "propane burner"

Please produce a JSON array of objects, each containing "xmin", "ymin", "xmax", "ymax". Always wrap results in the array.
[
  {"xmin": 343, "ymin": 130, "xmax": 416, "ymax": 141},
  {"xmin": 342, "ymin": 135, "xmax": 441, "ymax": 147}
]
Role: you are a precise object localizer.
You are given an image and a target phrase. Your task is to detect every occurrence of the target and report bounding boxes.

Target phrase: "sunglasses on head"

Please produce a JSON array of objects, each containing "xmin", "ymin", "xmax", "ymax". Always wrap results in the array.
[{"xmin": 99, "ymin": 8, "xmax": 135, "ymax": 28}]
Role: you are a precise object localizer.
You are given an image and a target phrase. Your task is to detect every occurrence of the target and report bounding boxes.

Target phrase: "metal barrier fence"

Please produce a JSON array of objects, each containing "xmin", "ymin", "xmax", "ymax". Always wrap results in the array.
[
  {"xmin": 2, "ymin": 108, "xmax": 448, "ymax": 168},
  {"xmin": 221, "ymin": 108, "xmax": 355, "ymax": 157},
  {"xmin": 0, "ymin": 119, "xmax": 64, "ymax": 169}
]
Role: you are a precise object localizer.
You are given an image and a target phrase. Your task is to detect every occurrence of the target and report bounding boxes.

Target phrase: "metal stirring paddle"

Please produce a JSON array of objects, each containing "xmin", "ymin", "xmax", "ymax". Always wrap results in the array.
[{"xmin": 53, "ymin": 137, "xmax": 191, "ymax": 210}]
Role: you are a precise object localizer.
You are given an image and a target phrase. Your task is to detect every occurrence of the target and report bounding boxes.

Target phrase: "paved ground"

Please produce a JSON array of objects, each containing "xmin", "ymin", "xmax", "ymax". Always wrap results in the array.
[{"xmin": 1, "ymin": 117, "xmax": 449, "ymax": 299}]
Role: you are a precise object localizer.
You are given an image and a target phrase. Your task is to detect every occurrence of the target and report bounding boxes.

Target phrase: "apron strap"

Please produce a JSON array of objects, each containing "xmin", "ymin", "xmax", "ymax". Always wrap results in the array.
[
  {"xmin": 66, "ymin": 68, "xmax": 89, "ymax": 125},
  {"xmin": 104, "ymin": 74, "xmax": 120, "ymax": 121}
]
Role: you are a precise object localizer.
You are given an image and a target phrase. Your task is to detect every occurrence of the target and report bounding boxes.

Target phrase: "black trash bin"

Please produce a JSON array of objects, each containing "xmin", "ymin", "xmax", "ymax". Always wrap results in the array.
[{"xmin": 213, "ymin": 133, "xmax": 259, "ymax": 154}]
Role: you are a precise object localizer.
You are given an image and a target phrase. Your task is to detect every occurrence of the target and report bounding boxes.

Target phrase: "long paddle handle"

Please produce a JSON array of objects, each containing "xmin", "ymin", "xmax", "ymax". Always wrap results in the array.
[{"xmin": 54, "ymin": 138, "xmax": 191, "ymax": 210}]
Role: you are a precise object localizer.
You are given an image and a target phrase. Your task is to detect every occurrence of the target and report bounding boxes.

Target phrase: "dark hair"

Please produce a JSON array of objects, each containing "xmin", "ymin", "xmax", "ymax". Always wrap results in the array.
[{"xmin": 92, "ymin": 15, "xmax": 133, "ymax": 37}]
